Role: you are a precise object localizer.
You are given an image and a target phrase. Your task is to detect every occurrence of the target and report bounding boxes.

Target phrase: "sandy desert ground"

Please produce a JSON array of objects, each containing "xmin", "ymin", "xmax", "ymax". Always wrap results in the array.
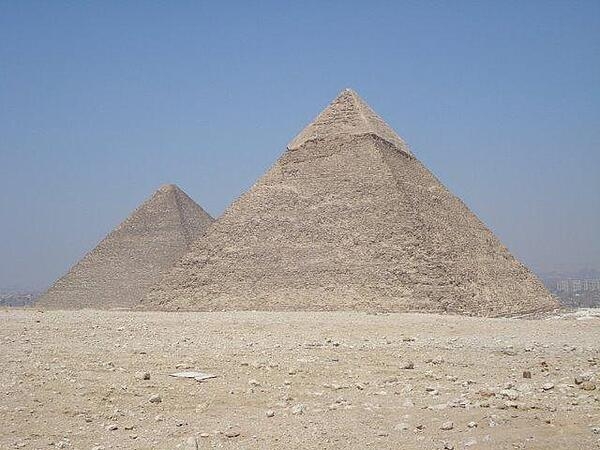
[{"xmin": 1, "ymin": 309, "xmax": 599, "ymax": 449}]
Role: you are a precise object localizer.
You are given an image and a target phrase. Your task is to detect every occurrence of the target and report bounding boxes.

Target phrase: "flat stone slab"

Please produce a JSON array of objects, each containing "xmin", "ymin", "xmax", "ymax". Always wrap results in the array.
[{"xmin": 169, "ymin": 371, "xmax": 217, "ymax": 382}]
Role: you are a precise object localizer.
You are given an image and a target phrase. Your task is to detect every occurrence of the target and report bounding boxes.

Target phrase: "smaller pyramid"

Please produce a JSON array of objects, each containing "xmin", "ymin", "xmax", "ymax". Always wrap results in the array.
[{"xmin": 37, "ymin": 184, "xmax": 213, "ymax": 309}]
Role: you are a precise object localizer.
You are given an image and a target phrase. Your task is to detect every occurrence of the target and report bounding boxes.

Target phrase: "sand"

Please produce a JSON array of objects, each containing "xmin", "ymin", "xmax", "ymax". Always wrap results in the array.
[{"xmin": 1, "ymin": 308, "xmax": 598, "ymax": 449}]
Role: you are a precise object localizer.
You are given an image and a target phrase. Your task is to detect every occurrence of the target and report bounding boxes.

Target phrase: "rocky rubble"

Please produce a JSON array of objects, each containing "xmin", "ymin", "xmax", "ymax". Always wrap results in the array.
[{"xmin": 0, "ymin": 309, "xmax": 598, "ymax": 449}]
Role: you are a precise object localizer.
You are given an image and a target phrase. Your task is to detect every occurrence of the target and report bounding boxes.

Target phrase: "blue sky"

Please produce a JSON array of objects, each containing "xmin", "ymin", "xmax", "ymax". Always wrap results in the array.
[{"xmin": 1, "ymin": 1, "xmax": 599, "ymax": 289}]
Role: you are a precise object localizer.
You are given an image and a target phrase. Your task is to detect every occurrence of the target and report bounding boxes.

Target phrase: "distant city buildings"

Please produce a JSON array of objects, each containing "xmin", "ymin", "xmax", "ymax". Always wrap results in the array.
[
  {"xmin": 544, "ymin": 276, "xmax": 600, "ymax": 308},
  {"xmin": 556, "ymin": 279, "xmax": 600, "ymax": 293},
  {"xmin": 0, "ymin": 290, "xmax": 39, "ymax": 307}
]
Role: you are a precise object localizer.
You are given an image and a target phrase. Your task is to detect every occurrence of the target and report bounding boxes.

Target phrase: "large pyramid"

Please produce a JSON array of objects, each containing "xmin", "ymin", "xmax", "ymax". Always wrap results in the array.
[
  {"xmin": 144, "ymin": 89, "xmax": 557, "ymax": 316},
  {"xmin": 37, "ymin": 184, "xmax": 213, "ymax": 309}
]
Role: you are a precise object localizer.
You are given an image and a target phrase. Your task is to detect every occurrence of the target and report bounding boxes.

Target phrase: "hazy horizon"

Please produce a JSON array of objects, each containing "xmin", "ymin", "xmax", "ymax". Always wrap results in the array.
[{"xmin": 1, "ymin": 2, "xmax": 599, "ymax": 290}]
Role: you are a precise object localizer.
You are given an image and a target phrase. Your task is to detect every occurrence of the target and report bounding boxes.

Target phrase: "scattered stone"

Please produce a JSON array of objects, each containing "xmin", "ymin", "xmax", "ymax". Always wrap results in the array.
[
  {"xmin": 575, "ymin": 373, "xmax": 592, "ymax": 385},
  {"xmin": 135, "ymin": 371, "xmax": 150, "ymax": 380},
  {"xmin": 522, "ymin": 371, "xmax": 531, "ymax": 379},
  {"xmin": 291, "ymin": 404, "xmax": 305, "ymax": 415},
  {"xmin": 467, "ymin": 421, "xmax": 478, "ymax": 428},
  {"xmin": 443, "ymin": 443, "xmax": 455, "ymax": 450},
  {"xmin": 248, "ymin": 379, "xmax": 261, "ymax": 387},
  {"xmin": 592, "ymin": 427, "xmax": 599, "ymax": 434},
  {"xmin": 224, "ymin": 428, "xmax": 240, "ymax": 438},
  {"xmin": 401, "ymin": 361, "xmax": 414, "ymax": 369},
  {"xmin": 500, "ymin": 389, "xmax": 519, "ymax": 401},
  {"xmin": 149, "ymin": 394, "xmax": 162, "ymax": 403},
  {"xmin": 440, "ymin": 421, "xmax": 454, "ymax": 430},
  {"xmin": 266, "ymin": 410, "xmax": 275, "ymax": 417},
  {"xmin": 542, "ymin": 383, "xmax": 555, "ymax": 391},
  {"xmin": 185, "ymin": 436, "xmax": 198, "ymax": 450},
  {"xmin": 395, "ymin": 423, "xmax": 409, "ymax": 431},
  {"xmin": 106, "ymin": 424, "xmax": 118, "ymax": 431},
  {"xmin": 478, "ymin": 388, "xmax": 495, "ymax": 398},
  {"xmin": 581, "ymin": 382, "xmax": 596, "ymax": 391}
]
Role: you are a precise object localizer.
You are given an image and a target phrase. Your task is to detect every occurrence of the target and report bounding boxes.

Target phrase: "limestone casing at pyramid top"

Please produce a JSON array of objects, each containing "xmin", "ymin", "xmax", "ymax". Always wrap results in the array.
[
  {"xmin": 158, "ymin": 183, "xmax": 178, "ymax": 193},
  {"xmin": 287, "ymin": 88, "xmax": 413, "ymax": 157}
]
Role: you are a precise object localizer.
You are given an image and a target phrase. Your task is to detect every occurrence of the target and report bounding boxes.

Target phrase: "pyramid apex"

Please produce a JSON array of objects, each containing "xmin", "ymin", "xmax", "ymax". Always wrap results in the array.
[
  {"xmin": 158, "ymin": 183, "xmax": 179, "ymax": 193},
  {"xmin": 288, "ymin": 89, "xmax": 412, "ymax": 156}
]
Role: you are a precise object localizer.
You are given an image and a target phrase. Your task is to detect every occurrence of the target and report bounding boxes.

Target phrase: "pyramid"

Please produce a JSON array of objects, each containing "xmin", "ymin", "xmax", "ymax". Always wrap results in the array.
[
  {"xmin": 37, "ymin": 184, "xmax": 214, "ymax": 309},
  {"xmin": 144, "ymin": 89, "xmax": 557, "ymax": 316}
]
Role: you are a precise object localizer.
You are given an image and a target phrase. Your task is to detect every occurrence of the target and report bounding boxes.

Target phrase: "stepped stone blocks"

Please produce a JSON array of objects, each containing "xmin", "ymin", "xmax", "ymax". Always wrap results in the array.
[
  {"xmin": 144, "ymin": 89, "xmax": 557, "ymax": 316},
  {"xmin": 37, "ymin": 184, "xmax": 213, "ymax": 309}
]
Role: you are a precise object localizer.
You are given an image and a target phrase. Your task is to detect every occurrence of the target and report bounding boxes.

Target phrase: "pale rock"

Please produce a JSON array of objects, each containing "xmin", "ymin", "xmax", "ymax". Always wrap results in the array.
[
  {"xmin": 225, "ymin": 428, "xmax": 241, "ymax": 438},
  {"xmin": 395, "ymin": 423, "xmax": 409, "ymax": 431},
  {"xmin": 440, "ymin": 421, "xmax": 454, "ymax": 431},
  {"xmin": 500, "ymin": 389, "xmax": 519, "ymax": 401}
]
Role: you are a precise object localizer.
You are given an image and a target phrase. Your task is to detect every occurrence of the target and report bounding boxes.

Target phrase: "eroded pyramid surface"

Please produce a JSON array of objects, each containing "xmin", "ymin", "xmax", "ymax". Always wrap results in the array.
[
  {"xmin": 37, "ymin": 184, "xmax": 213, "ymax": 309},
  {"xmin": 144, "ymin": 90, "xmax": 557, "ymax": 316}
]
